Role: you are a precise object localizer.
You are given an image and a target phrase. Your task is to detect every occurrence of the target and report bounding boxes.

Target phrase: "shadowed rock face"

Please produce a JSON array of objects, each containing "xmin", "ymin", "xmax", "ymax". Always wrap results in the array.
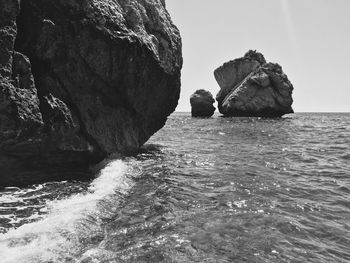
[
  {"xmin": 0, "ymin": 0, "xmax": 182, "ymax": 186},
  {"xmin": 190, "ymin": 89, "xmax": 215, "ymax": 117},
  {"xmin": 214, "ymin": 50, "xmax": 293, "ymax": 117}
]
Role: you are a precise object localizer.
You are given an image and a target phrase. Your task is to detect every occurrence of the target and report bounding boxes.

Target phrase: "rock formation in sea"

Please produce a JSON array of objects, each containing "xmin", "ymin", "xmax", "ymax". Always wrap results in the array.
[
  {"xmin": 214, "ymin": 50, "xmax": 294, "ymax": 117},
  {"xmin": 0, "ymin": 0, "xmax": 182, "ymax": 186},
  {"xmin": 190, "ymin": 89, "xmax": 216, "ymax": 117}
]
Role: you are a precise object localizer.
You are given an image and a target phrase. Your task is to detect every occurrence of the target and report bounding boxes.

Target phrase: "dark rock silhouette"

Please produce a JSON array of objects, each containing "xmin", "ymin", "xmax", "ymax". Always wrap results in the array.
[
  {"xmin": 0, "ymin": 0, "xmax": 182, "ymax": 186},
  {"xmin": 190, "ymin": 89, "xmax": 215, "ymax": 117},
  {"xmin": 214, "ymin": 50, "xmax": 293, "ymax": 117}
]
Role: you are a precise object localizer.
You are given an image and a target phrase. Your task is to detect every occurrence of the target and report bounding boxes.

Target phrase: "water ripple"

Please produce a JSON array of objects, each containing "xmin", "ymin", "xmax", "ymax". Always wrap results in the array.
[{"xmin": 0, "ymin": 113, "xmax": 349, "ymax": 262}]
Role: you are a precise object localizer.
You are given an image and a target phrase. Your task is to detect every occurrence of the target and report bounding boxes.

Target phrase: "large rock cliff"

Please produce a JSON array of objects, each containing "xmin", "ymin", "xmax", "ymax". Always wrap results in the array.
[
  {"xmin": 0, "ymin": 0, "xmax": 182, "ymax": 186},
  {"xmin": 214, "ymin": 50, "xmax": 293, "ymax": 117}
]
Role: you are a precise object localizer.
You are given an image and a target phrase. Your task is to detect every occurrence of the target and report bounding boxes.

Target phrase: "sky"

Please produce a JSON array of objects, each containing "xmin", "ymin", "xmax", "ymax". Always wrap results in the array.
[{"xmin": 166, "ymin": 0, "xmax": 350, "ymax": 112}]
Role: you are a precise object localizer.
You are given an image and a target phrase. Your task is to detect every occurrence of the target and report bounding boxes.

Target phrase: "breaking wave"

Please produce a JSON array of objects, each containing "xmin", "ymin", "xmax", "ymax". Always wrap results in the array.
[{"xmin": 0, "ymin": 160, "xmax": 133, "ymax": 263}]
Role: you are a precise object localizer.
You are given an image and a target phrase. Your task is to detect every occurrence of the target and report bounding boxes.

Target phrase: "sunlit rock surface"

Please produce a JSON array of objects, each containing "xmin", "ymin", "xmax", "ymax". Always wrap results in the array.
[
  {"xmin": 0, "ymin": 0, "xmax": 182, "ymax": 186},
  {"xmin": 214, "ymin": 50, "xmax": 293, "ymax": 117},
  {"xmin": 190, "ymin": 89, "xmax": 215, "ymax": 117}
]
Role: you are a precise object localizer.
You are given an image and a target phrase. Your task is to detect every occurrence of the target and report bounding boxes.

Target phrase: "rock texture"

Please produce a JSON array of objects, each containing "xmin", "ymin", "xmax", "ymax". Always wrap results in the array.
[
  {"xmin": 190, "ymin": 89, "xmax": 215, "ymax": 117},
  {"xmin": 0, "ymin": 0, "xmax": 182, "ymax": 186},
  {"xmin": 214, "ymin": 50, "xmax": 293, "ymax": 117}
]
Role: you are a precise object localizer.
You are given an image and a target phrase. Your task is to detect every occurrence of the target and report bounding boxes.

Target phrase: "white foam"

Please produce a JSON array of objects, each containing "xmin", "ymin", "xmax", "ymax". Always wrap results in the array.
[{"xmin": 0, "ymin": 160, "xmax": 131, "ymax": 263}]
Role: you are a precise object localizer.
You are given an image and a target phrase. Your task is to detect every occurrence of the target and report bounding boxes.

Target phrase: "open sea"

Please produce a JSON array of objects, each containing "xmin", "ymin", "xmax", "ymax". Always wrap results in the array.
[{"xmin": 0, "ymin": 112, "xmax": 349, "ymax": 263}]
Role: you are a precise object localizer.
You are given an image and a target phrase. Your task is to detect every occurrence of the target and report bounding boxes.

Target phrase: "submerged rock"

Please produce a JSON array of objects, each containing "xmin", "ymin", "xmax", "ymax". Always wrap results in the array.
[
  {"xmin": 190, "ymin": 89, "xmax": 216, "ymax": 117},
  {"xmin": 214, "ymin": 50, "xmax": 293, "ymax": 117},
  {"xmin": 0, "ymin": 0, "xmax": 182, "ymax": 186}
]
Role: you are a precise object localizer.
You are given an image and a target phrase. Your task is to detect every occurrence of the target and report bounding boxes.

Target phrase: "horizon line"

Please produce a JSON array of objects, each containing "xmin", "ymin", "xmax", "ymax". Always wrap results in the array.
[{"xmin": 174, "ymin": 110, "xmax": 350, "ymax": 113}]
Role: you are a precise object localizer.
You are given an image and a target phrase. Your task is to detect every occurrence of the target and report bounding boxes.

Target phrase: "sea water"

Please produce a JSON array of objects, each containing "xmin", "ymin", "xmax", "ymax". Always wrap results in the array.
[{"xmin": 0, "ymin": 113, "xmax": 349, "ymax": 262}]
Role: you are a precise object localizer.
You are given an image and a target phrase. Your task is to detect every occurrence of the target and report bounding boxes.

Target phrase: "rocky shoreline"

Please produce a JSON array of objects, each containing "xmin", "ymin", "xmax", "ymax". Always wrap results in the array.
[{"xmin": 0, "ymin": 0, "xmax": 182, "ymax": 186}]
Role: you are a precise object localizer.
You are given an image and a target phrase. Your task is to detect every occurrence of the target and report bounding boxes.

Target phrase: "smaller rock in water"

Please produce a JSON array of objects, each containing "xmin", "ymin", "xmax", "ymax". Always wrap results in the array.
[
  {"xmin": 214, "ymin": 50, "xmax": 294, "ymax": 117},
  {"xmin": 190, "ymin": 89, "xmax": 216, "ymax": 117}
]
